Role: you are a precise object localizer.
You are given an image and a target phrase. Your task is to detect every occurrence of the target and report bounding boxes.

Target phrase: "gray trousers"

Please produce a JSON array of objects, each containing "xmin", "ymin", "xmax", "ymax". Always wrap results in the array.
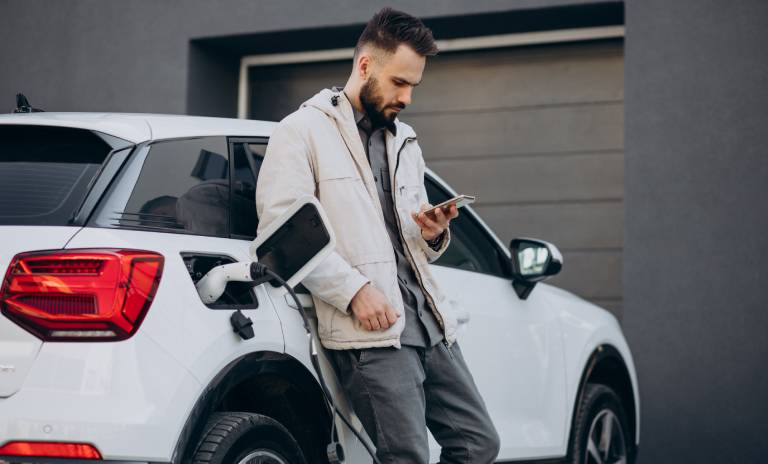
[{"xmin": 328, "ymin": 341, "xmax": 501, "ymax": 464}]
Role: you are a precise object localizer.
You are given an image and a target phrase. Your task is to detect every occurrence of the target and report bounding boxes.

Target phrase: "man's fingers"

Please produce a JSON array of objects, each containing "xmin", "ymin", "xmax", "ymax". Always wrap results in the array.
[
  {"xmin": 385, "ymin": 307, "xmax": 399, "ymax": 325},
  {"xmin": 432, "ymin": 206, "xmax": 449, "ymax": 227},
  {"xmin": 360, "ymin": 307, "xmax": 400, "ymax": 331},
  {"xmin": 418, "ymin": 210, "xmax": 438, "ymax": 228},
  {"xmin": 376, "ymin": 314, "xmax": 390, "ymax": 330},
  {"xmin": 411, "ymin": 211, "xmax": 427, "ymax": 227}
]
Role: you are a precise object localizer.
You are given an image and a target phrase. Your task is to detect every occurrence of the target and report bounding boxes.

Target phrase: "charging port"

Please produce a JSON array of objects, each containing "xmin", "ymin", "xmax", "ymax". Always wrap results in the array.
[{"xmin": 180, "ymin": 253, "xmax": 259, "ymax": 309}]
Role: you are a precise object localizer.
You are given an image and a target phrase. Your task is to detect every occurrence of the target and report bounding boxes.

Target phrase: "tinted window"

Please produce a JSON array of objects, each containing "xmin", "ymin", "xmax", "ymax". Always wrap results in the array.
[
  {"xmin": 0, "ymin": 125, "xmax": 112, "ymax": 225},
  {"xmin": 121, "ymin": 137, "xmax": 230, "ymax": 237},
  {"xmin": 230, "ymin": 141, "xmax": 266, "ymax": 239},
  {"xmin": 425, "ymin": 177, "xmax": 507, "ymax": 277}
]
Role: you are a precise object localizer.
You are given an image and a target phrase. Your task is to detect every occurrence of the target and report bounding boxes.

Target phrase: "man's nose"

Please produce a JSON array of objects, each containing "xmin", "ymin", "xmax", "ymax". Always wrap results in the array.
[{"xmin": 398, "ymin": 87, "xmax": 413, "ymax": 107}]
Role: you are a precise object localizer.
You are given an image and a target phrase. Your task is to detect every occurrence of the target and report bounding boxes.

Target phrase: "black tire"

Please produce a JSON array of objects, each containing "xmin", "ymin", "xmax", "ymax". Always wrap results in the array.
[
  {"xmin": 192, "ymin": 412, "xmax": 308, "ymax": 464},
  {"xmin": 569, "ymin": 383, "xmax": 632, "ymax": 464}
]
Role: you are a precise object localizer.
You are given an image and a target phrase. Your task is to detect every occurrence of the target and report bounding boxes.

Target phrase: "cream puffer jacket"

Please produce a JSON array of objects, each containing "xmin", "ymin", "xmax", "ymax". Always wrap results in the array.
[{"xmin": 255, "ymin": 88, "xmax": 458, "ymax": 350}]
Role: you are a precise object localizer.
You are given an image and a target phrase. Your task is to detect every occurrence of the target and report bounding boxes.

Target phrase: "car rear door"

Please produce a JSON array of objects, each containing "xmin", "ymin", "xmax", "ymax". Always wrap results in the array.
[{"xmin": 68, "ymin": 135, "xmax": 285, "ymax": 381}]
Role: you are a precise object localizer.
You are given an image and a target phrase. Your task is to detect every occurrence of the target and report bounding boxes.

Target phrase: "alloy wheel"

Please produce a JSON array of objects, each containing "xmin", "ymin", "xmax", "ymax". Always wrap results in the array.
[
  {"xmin": 236, "ymin": 449, "xmax": 290, "ymax": 464},
  {"xmin": 584, "ymin": 408, "xmax": 627, "ymax": 464}
]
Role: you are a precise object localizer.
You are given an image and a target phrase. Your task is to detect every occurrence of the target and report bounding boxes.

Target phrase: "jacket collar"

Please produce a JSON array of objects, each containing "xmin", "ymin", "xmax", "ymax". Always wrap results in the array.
[
  {"xmin": 300, "ymin": 87, "xmax": 417, "ymax": 194},
  {"xmin": 350, "ymin": 102, "xmax": 397, "ymax": 138},
  {"xmin": 303, "ymin": 87, "xmax": 414, "ymax": 142}
]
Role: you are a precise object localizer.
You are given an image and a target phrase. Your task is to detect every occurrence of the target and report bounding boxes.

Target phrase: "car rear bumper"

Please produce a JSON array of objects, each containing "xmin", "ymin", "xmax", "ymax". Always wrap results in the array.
[{"xmin": 0, "ymin": 332, "xmax": 200, "ymax": 462}]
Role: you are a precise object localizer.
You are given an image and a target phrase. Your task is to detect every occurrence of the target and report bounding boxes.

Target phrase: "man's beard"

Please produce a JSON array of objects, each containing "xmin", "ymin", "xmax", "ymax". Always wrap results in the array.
[{"xmin": 359, "ymin": 76, "xmax": 404, "ymax": 131}]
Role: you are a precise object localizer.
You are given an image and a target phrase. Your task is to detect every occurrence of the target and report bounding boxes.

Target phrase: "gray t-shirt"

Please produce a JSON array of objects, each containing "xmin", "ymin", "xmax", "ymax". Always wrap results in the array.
[{"xmin": 351, "ymin": 103, "xmax": 443, "ymax": 347}]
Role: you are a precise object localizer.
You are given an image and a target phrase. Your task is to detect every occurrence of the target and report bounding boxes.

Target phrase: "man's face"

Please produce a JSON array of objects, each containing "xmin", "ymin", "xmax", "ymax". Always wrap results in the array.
[{"xmin": 359, "ymin": 44, "xmax": 425, "ymax": 128}]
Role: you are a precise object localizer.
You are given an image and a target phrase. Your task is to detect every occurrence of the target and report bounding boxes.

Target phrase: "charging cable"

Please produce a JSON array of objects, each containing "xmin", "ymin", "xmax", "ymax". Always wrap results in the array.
[{"xmin": 250, "ymin": 262, "xmax": 383, "ymax": 464}]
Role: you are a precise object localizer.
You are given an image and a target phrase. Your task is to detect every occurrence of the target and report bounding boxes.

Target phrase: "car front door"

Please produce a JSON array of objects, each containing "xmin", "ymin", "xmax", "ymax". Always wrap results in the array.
[{"xmin": 425, "ymin": 176, "xmax": 568, "ymax": 460}]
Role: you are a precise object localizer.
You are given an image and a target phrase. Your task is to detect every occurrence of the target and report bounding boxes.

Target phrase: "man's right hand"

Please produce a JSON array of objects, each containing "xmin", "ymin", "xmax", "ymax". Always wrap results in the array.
[{"xmin": 349, "ymin": 282, "xmax": 401, "ymax": 331}]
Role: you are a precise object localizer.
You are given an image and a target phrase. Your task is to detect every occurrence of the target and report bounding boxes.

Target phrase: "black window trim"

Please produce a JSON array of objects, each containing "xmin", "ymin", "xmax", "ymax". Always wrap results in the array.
[
  {"xmin": 71, "ymin": 144, "xmax": 136, "ymax": 226},
  {"xmin": 228, "ymin": 136, "xmax": 269, "ymax": 241}
]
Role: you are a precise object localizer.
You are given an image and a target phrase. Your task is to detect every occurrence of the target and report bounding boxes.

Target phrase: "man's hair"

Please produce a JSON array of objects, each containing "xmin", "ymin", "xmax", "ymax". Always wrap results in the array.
[{"xmin": 354, "ymin": 7, "xmax": 438, "ymax": 60}]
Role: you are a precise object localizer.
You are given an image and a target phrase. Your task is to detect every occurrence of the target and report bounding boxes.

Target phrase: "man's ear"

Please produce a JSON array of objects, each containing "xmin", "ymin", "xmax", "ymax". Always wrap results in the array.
[{"xmin": 357, "ymin": 53, "xmax": 371, "ymax": 80}]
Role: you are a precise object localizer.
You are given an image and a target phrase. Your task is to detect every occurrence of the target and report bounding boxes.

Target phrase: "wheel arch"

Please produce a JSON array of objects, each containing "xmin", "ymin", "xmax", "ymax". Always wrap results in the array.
[
  {"xmin": 171, "ymin": 351, "xmax": 331, "ymax": 464},
  {"xmin": 568, "ymin": 344, "xmax": 638, "ymax": 462}
]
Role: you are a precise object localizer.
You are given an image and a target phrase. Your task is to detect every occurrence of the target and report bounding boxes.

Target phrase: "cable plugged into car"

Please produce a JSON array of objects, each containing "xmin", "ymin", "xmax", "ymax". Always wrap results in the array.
[
  {"xmin": 193, "ymin": 196, "xmax": 380, "ymax": 464},
  {"xmin": 198, "ymin": 261, "xmax": 365, "ymax": 464}
]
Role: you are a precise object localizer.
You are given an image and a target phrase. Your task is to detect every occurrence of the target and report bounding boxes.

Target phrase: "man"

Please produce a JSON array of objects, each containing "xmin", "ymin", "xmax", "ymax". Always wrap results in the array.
[{"xmin": 255, "ymin": 8, "xmax": 500, "ymax": 463}]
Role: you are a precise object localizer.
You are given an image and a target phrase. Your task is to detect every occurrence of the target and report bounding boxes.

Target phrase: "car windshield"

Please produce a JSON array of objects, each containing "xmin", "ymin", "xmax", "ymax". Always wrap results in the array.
[{"xmin": 0, "ymin": 125, "xmax": 113, "ymax": 226}]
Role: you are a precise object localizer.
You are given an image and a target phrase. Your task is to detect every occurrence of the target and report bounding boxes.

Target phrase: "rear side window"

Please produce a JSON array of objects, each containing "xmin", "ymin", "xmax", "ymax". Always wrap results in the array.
[
  {"xmin": 120, "ymin": 137, "xmax": 230, "ymax": 237},
  {"xmin": 0, "ymin": 125, "xmax": 112, "ymax": 226}
]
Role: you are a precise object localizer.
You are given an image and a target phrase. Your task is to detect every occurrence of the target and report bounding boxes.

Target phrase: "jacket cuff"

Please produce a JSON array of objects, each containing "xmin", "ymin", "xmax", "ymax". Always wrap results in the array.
[
  {"xmin": 300, "ymin": 252, "xmax": 371, "ymax": 316},
  {"xmin": 336, "ymin": 274, "xmax": 370, "ymax": 315},
  {"xmin": 426, "ymin": 229, "xmax": 447, "ymax": 250},
  {"xmin": 421, "ymin": 227, "xmax": 451, "ymax": 263}
]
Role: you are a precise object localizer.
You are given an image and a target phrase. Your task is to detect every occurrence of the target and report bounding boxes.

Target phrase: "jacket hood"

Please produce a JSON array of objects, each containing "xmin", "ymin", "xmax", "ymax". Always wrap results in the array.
[
  {"xmin": 300, "ymin": 88, "xmax": 416, "ymax": 140},
  {"xmin": 300, "ymin": 88, "xmax": 341, "ymax": 119}
]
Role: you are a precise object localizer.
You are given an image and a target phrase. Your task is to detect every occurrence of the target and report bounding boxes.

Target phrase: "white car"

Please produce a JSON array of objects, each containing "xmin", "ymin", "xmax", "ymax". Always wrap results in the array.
[{"xmin": 0, "ymin": 112, "xmax": 639, "ymax": 464}]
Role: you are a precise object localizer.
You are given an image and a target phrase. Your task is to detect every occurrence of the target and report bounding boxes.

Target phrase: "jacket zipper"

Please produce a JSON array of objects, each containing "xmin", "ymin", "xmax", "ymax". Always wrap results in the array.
[{"xmin": 391, "ymin": 136, "xmax": 447, "ymax": 336}]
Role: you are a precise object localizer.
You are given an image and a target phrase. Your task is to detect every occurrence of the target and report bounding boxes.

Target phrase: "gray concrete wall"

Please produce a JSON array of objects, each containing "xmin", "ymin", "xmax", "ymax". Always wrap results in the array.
[
  {"xmin": 623, "ymin": 0, "xmax": 768, "ymax": 461},
  {"xmin": 0, "ymin": 0, "xmax": 604, "ymax": 115}
]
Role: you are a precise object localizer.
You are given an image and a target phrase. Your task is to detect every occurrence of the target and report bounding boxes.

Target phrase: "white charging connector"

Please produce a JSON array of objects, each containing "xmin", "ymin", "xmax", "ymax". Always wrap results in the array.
[{"xmin": 195, "ymin": 262, "xmax": 255, "ymax": 304}]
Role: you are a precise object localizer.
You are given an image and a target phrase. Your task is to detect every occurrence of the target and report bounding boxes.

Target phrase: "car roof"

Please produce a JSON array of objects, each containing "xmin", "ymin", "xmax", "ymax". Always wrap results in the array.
[
  {"xmin": 0, "ymin": 111, "xmax": 510, "ymax": 257},
  {"xmin": 0, "ymin": 112, "xmax": 277, "ymax": 143}
]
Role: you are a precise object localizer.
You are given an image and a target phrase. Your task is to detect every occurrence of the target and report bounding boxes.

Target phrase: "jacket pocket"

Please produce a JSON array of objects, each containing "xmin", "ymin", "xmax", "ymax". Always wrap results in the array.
[
  {"xmin": 315, "ymin": 149, "xmax": 361, "ymax": 181},
  {"xmin": 349, "ymin": 258, "xmax": 402, "ymax": 320},
  {"xmin": 350, "ymin": 259, "xmax": 396, "ymax": 301}
]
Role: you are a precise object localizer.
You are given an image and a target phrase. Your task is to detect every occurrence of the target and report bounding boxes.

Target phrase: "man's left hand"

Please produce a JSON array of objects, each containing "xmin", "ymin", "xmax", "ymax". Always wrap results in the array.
[{"xmin": 411, "ymin": 203, "xmax": 459, "ymax": 241}]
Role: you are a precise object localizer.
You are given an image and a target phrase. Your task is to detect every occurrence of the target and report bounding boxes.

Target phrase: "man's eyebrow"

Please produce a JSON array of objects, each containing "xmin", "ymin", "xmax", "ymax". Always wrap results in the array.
[{"xmin": 394, "ymin": 76, "xmax": 421, "ymax": 86}]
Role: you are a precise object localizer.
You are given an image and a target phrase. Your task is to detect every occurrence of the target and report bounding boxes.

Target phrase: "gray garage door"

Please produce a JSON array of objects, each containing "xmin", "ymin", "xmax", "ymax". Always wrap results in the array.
[{"xmin": 247, "ymin": 39, "xmax": 624, "ymax": 319}]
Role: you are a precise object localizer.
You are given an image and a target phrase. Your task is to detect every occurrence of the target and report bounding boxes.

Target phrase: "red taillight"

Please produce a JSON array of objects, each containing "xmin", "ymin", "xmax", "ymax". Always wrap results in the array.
[
  {"xmin": 0, "ymin": 249, "xmax": 164, "ymax": 341},
  {"xmin": 0, "ymin": 441, "xmax": 102, "ymax": 459}
]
